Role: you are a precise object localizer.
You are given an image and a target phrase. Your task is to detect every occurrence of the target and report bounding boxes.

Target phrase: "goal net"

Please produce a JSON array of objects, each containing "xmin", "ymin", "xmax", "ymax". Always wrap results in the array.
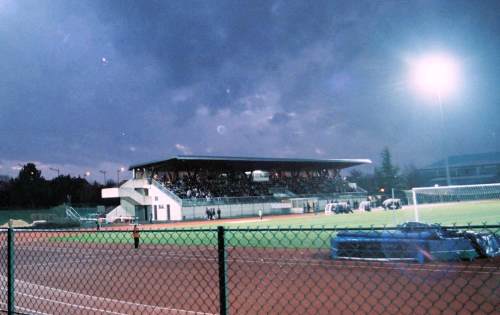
[{"xmin": 408, "ymin": 183, "xmax": 500, "ymax": 225}]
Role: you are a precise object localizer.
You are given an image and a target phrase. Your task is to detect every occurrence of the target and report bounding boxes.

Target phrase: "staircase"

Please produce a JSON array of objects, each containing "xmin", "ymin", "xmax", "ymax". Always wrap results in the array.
[{"xmin": 151, "ymin": 179, "xmax": 183, "ymax": 203}]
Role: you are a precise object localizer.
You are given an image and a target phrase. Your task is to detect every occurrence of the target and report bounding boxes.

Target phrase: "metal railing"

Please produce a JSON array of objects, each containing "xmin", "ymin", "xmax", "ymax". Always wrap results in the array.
[{"xmin": 0, "ymin": 224, "xmax": 498, "ymax": 314}]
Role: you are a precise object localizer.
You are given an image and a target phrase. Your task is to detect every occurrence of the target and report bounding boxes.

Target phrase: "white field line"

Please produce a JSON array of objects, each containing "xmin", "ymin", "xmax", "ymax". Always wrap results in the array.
[
  {"xmin": 226, "ymin": 218, "xmax": 271, "ymax": 224},
  {"xmin": 16, "ymin": 292, "xmax": 128, "ymax": 315},
  {"xmin": 0, "ymin": 281, "xmax": 216, "ymax": 315},
  {"xmin": 0, "ymin": 301, "xmax": 51, "ymax": 315}
]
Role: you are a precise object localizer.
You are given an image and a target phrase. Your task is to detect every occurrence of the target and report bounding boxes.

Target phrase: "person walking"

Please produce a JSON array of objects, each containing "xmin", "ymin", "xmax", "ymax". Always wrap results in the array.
[
  {"xmin": 132, "ymin": 224, "xmax": 140, "ymax": 249},
  {"xmin": 217, "ymin": 207, "xmax": 221, "ymax": 220}
]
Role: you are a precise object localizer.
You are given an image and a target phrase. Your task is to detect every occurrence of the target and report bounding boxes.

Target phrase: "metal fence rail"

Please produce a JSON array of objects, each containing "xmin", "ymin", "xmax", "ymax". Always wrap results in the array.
[{"xmin": 0, "ymin": 225, "xmax": 498, "ymax": 314}]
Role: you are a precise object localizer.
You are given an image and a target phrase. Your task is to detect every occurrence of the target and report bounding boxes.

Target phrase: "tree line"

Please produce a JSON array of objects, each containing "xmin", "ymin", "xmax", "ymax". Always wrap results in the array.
[
  {"xmin": 0, "ymin": 163, "xmax": 116, "ymax": 209},
  {"xmin": 347, "ymin": 147, "xmax": 425, "ymax": 194}
]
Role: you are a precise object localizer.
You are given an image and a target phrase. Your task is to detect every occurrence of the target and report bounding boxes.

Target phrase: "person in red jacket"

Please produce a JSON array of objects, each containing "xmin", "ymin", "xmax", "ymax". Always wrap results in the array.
[{"xmin": 132, "ymin": 225, "xmax": 140, "ymax": 249}]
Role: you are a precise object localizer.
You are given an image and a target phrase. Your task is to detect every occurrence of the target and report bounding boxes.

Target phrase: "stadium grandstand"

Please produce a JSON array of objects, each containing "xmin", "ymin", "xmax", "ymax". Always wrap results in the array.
[{"xmin": 102, "ymin": 155, "xmax": 371, "ymax": 222}]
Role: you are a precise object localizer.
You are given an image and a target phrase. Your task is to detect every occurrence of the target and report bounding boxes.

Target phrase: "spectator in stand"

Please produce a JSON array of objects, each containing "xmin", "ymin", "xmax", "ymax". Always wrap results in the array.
[{"xmin": 157, "ymin": 170, "xmax": 356, "ymax": 199}]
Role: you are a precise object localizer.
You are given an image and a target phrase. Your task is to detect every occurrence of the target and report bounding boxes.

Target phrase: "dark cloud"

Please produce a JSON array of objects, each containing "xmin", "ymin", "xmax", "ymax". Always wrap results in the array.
[{"xmin": 1, "ymin": 0, "xmax": 500, "ymax": 180}]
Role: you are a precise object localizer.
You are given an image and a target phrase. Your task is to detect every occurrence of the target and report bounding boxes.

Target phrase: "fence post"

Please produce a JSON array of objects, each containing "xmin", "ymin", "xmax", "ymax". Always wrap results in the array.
[
  {"xmin": 217, "ymin": 226, "xmax": 228, "ymax": 315},
  {"xmin": 7, "ymin": 228, "xmax": 15, "ymax": 315}
]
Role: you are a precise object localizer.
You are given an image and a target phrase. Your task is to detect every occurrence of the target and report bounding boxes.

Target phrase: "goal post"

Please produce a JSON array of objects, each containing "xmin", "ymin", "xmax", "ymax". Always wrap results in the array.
[{"xmin": 409, "ymin": 183, "xmax": 500, "ymax": 224}]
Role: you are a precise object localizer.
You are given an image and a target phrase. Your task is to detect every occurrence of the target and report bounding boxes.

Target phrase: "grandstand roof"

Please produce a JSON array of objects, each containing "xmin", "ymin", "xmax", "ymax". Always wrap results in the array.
[{"xmin": 129, "ymin": 155, "xmax": 371, "ymax": 172}]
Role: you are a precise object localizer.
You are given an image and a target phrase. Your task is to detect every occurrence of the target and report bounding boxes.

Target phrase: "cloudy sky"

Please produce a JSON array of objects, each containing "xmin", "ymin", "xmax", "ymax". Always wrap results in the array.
[{"xmin": 1, "ymin": 0, "xmax": 499, "ymax": 181}]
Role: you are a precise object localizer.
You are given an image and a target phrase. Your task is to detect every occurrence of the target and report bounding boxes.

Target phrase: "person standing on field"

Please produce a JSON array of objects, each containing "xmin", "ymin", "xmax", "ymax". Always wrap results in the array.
[
  {"xmin": 132, "ymin": 224, "xmax": 140, "ymax": 249},
  {"xmin": 258, "ymin": 209, "xmax": 263, "ymax": 220}
]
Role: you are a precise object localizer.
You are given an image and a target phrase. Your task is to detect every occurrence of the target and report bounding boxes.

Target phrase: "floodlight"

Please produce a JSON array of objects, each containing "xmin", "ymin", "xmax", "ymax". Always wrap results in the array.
[{"xmin": 410, "ymin": 53, "xmax": 460, "ymax": 98}]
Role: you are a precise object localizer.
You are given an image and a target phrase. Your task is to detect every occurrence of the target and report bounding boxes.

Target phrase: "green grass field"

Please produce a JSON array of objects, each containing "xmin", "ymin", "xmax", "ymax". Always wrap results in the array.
[
  {"xmin": 224, "ymin": 200, "xmax": 500, "ymax": 228},
  {"xmin": 52, "ymin": 201, "xmax": 500, "ymax": 249}
]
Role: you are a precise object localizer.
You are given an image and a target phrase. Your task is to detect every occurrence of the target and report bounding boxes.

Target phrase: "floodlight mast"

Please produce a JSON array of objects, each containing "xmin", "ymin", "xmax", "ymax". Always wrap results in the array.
[
  {"xmin": 437, "ymin": 92, "xmax": 452, "ymax": 186},
  {"xmin": 411, "ymin": 52, "xmax": 460, "ymax": 186},
  {"xmin": 99, "ymin": 170, "xmax": 107, "ymax": 184}
]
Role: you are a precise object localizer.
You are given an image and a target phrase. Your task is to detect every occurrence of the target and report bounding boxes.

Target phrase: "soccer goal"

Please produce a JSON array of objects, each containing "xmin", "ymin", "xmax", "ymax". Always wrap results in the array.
[{"xmin": 409, "ymin": 183, "xmax": 500, "ymax": 225}]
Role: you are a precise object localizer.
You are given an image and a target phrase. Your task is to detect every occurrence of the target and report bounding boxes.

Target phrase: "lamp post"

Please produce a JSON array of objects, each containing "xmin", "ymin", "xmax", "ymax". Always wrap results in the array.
[
  {"xmin": 437, "ymin": 93, "xmax": 452, "ymax": 186},
  {"xmin": 411, "ymin": 52, "xmax": 460, "ymax": 186},
  {"xmin": 49, "ymin": 167, "xmax": 60, "ymax": 177},
  {"xmin": 99, "ymin": 170, "xmax": 107, "ymax": 185},
  {"xmin": 116, "ymin": 167, "xmax": 125, "ymax": 186}
]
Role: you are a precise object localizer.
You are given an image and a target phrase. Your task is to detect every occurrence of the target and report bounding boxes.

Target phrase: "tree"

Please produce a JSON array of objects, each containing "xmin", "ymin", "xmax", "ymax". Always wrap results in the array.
[
  {"xmin": 401, "ymin": 164, "xmax": 424, "ymax": 189},
  {"xmin": 10, "ymin": 163, "xmax": 48, "ymax": 208},
  {"xmin": 374, "ymin": 147, "xmax": 401, "ymax": 193},
  {"xmin": 2, "ymin": 164, "xmax": 108, "ymax": 209}
]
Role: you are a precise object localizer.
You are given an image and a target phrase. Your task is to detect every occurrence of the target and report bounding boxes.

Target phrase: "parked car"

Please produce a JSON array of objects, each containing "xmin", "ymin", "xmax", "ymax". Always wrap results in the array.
[
  {"xmin": 382, "ymin": 198, "xmax": 402, "ymax": 210},
  {"xmin": 325, "ymin": 202, "xmax": 353, "ymax": 214}
]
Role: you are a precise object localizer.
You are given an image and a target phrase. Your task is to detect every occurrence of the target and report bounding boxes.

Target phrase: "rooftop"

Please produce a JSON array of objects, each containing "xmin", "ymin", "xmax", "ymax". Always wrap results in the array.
[
  {"xmin": 424, "ymin": 152, "xmax": 500, "ymax": 169},
  {"xmin": 129, "ymin": 155, "xmax": 372, "ymax": 172}
]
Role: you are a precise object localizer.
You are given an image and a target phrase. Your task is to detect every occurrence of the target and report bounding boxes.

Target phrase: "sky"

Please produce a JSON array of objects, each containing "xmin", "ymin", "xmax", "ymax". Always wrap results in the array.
[{"xmin": 1, "ymin": 0, "xmax": 499, "ymax": 182}]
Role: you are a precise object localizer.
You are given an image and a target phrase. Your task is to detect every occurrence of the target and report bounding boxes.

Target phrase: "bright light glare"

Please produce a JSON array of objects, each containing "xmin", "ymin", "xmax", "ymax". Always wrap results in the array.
[{"xmin": 411, "ymin": 53, "xmax": 460, "ymax": 98}]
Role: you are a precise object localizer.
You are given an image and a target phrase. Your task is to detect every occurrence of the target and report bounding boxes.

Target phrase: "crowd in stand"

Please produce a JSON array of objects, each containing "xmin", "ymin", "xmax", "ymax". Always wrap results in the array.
[{"xmin": 157, "ymin": 172, "xmax": 357, "ymax": 199}]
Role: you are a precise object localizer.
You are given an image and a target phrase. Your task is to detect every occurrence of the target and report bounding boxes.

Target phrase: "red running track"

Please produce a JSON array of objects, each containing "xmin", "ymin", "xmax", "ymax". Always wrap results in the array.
[{"xmin": 0, "ymin": 235, "xmax": 497, "ymax": 314}]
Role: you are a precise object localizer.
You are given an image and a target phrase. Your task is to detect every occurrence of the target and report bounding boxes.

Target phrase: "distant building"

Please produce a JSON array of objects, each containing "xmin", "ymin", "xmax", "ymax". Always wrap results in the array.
[{"xmin": 418, "ymin": 152, "xmax": 500, "ymax": 186}]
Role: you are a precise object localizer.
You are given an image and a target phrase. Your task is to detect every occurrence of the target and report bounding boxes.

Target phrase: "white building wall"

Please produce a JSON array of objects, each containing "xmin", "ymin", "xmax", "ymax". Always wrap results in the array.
[{"xmin": 149, "ymin": 184, "xmax": 182, "ymax": 221}]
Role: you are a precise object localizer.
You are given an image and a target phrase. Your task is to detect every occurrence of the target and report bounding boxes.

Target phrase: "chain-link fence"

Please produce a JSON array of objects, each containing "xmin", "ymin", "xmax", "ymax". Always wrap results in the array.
[{"xmin": 0, "ymin": 225, "xmax": 498, "ymax": 314}]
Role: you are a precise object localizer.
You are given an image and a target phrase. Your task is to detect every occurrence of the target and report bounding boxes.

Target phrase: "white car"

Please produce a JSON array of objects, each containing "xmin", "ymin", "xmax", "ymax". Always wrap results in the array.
[
  {"xmin": 382, "ymin": 198, "xmax": 402, "ymax": 210},
  {"xmin": 325, "ymin": 202, "xmax": 353, "ymax": 214}
]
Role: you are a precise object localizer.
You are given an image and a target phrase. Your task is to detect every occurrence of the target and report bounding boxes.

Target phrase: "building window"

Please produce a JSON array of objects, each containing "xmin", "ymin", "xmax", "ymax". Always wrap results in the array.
[{"xmin": 155, "ymin": 196, "xmax": 158, "ymax": 201}]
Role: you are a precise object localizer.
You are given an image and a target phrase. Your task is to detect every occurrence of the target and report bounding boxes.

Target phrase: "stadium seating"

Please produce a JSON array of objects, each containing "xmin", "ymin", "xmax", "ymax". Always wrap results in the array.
[{"xmin": 159, "ymin": 174, "xmax": 357, "ymax": 199}]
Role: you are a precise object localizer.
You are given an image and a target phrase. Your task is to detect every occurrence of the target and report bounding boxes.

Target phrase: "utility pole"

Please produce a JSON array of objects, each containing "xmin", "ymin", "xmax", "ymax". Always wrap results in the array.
[
  {"xmin": 99, "ymin": 170, "xmax": 107, "ymax": 185},
  {"xmin": 49, "ymin": 167, "xmax": 60, "ymax": 177}
]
